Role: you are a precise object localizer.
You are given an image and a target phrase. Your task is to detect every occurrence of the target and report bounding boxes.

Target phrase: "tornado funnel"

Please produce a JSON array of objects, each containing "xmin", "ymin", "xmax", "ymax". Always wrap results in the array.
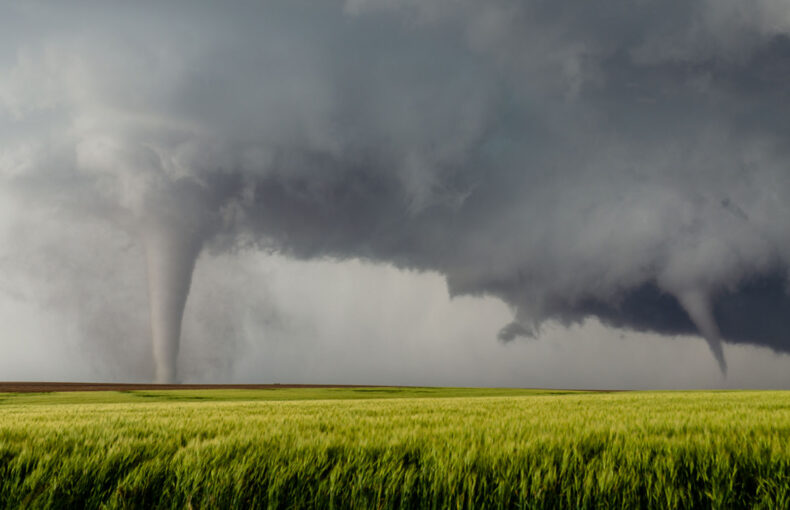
[
  {"xmin": 676, "ymin": 289, "xmax": 728, "ymax": 375},
  {"xmin": 145, "ymin": 224, "xmax": 201, "ymax": 383},
  {"xmin": 144, "ymin": 221, "xmax": 202, "ymax": 383},
  {"xmin": 141, "ymin": 182, "xmax": 208, "ymax": 383}
]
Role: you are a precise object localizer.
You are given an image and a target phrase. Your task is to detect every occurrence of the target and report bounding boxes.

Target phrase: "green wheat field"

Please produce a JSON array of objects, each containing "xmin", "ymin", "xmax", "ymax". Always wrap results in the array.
[{"xmin": 2, "ymin": 387, "xmax": 790, "ymax": 508}]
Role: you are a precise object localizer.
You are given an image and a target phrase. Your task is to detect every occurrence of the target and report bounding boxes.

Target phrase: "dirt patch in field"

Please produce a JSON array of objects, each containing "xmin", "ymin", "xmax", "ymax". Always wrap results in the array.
[{"xmin": 0, "ymin": 382, "xmax": 389, "ymax": 393}]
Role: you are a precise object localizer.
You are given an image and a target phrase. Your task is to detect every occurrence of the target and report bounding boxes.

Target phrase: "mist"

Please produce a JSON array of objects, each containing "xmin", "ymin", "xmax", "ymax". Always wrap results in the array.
[{"xmin": 2, "ymin": 0, "xmax": 790, "ymax": 386}]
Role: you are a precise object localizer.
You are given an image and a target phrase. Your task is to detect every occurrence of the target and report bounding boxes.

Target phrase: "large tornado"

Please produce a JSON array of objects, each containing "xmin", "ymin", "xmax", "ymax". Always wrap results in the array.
[{"xmin": 141, "ymin": 183, "xmax": 209, "ymax": 383}]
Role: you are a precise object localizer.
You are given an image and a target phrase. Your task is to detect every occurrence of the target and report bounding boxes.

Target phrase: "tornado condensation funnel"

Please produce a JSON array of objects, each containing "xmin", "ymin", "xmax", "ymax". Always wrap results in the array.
[{"xmin": 143, "ymin": 219, "xmax": 203, "ymax": 384}]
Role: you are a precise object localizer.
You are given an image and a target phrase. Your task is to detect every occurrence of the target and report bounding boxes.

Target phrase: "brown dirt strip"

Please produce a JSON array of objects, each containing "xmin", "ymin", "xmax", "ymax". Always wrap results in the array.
[
  {"xmin": 0, "ymin": 382, "xmax": 622, "ymax": 394},
  {"xmin": 0, "ymin": 382, "xmax": 392, "ymax": 393}
]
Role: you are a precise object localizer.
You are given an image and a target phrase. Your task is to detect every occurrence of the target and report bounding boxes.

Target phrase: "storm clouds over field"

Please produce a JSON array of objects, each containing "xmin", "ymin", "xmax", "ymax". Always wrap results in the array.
[{"xmin": 2, "ymin": 1, "xmax": 790, "ymax": 386}]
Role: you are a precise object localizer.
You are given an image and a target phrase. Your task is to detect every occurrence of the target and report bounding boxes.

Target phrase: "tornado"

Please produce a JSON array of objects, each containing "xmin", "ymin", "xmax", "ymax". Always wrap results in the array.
[
  {"xmin": 141, "ymin": 182, "xmax": 209, "ymax": 383},
  {"xmin": 676, "ymin": 289, "xmax": 728, "ymax": 375}
]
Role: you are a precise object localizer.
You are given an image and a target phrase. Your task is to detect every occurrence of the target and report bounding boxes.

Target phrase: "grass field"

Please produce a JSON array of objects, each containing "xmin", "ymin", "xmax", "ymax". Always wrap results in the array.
[{"xmin": 1, "ymin": 387, "xmax": 790, "ymax": 509}]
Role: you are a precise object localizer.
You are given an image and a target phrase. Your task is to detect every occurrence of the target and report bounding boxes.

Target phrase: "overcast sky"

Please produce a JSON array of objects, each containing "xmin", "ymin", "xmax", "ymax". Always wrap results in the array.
[{"xmin": 2, "ymin": 0, "xmax": 790, "ymax": 388}]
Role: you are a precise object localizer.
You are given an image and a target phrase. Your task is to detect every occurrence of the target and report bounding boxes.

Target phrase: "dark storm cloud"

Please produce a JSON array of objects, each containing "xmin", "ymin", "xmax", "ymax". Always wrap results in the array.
[{"xmin": 2, "ymin": 0, "xmax": 790, "ymax": 375}]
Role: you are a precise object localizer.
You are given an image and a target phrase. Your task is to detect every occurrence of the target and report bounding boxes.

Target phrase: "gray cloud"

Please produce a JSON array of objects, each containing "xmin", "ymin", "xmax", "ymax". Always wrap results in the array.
[{"xmin": 2, "ymin": 0, "xmax": 790, "ymax": 380}]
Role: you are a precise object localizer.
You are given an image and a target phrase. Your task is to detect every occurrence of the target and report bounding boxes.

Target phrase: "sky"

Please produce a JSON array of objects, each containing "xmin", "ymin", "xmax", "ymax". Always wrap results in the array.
[{"xmin": 1, "ymin": 0, "xmax": 790, "ymax": 388}]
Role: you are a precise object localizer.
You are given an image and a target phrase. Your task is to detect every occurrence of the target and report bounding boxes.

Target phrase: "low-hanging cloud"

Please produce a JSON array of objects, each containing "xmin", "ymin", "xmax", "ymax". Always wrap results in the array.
[{"xmin": 2, "ymin": 0, "xmax": 790, "ymax": 380}]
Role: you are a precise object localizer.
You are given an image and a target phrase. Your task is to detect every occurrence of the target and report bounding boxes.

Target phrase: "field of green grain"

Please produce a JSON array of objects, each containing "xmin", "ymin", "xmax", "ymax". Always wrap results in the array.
[{"xmin": 2, "ymin": 388, "xmax": 790, "ymax": 509}]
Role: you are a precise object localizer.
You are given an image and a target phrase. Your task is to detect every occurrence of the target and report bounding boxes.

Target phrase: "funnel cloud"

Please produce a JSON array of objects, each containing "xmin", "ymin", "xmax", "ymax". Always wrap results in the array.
[
  {"xmin": 2, "ymin": 1, "xmax": 790, "ymax": 383},
  {"xmin": 141, "ymin": 181, "xmax": 213, "ymax": 383}
]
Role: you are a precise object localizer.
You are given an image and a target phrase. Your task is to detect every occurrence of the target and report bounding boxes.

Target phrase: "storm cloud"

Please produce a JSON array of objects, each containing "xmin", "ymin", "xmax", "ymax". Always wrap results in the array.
[{"xmin": 2, "ymin": 0, "xmax": 790, "ymax": 380}]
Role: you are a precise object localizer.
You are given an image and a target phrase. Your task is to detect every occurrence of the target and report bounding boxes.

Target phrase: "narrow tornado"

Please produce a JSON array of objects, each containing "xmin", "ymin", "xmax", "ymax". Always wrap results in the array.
[
  {"xmin": 141, "ymin": 182, "xmax": 208, "ymax": 383},
  {"xmin": 143, "ymin": 221, "xmax": 202, "ymax": 383},
  {"xmin": 676, "ymin": 289, "xmax": 728, "ymax": 375}
]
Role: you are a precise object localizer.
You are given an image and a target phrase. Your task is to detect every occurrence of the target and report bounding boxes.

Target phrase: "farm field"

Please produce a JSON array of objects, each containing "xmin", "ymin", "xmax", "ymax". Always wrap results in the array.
[{"xmin": 1, "ymin": 387, "xmax": 790, "ymax": 509}]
